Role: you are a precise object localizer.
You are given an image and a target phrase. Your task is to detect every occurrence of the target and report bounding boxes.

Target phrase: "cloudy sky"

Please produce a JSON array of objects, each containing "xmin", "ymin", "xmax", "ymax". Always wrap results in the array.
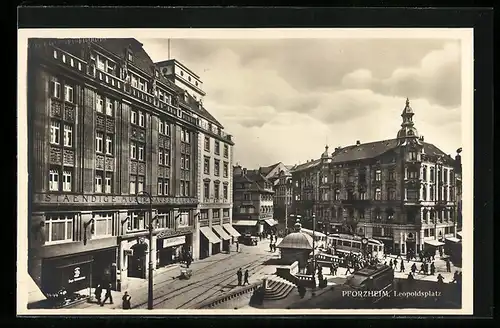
[{"xmin": 140, "ymin": 38, "xmax": 462, "ymax": 168}]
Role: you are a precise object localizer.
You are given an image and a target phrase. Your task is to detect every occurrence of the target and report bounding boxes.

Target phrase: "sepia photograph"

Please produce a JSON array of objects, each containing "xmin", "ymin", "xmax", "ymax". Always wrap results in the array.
[{"xmin": 17, "ymin": 28, "xmax": 473, "ymax": 315}]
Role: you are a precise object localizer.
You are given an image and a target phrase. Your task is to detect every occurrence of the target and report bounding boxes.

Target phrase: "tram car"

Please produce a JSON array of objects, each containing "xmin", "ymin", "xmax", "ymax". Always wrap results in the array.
[
  {"xmin": 300, "ymin": 228, "xmax": 328, "ymax": 249},
  {"xmin": 327, "ymin": 233, "xmax": 385, "ymax": 258}
]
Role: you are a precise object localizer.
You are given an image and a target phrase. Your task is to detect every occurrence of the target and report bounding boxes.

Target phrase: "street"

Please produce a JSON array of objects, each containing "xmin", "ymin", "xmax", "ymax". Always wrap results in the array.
[{"xmin": 72, "ymin": 238, "xmax": 278, "ymax": 310}]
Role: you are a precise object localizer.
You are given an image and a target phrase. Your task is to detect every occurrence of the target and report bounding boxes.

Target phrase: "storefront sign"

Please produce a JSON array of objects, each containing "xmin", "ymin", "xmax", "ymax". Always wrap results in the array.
[
  {"xmin": 34, "ymin": 193, "xmax": 198, "ymax": 206},
  {"xmin": 68, "ymin": 266, "xmax": 86, "ymax": 284},
  {"xmin": 61, "ymin": 262, "xmax": 91, "ymax": 293},
  {"xmin": 162, "ymin": 236, "xmax": 186, "ymax": 249}
]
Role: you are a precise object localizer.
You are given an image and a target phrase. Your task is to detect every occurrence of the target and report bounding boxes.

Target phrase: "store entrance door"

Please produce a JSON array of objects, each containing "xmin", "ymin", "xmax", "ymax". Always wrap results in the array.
[{"xmin": 128, "ymin": 243, "xmax": 147, "ymax": 279}]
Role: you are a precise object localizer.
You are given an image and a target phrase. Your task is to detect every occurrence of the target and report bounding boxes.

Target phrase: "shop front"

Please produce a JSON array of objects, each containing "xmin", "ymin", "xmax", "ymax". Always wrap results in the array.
[
  {"xmin": 263, "ymin": 218, "xmax": 279, "ymax": 235},
  {"xmin": 199, "ymin": 226, "xmax": 221, "ymax": 257},
  {"xmin": 222, "ymin": 223, "xmax": 241, "ymax": 243},
  {"xmin": 232, "ymin": 220, "xmax": 259, "ymax": 235},
  {"xmin": 156, "ymin": 235, "xmax": 188, "ymax": 268},
  {"xmin": 424, "ymin": 239, "xmax": 445, "ymax": 255},
  {"xmin": 212, "ymin": 225, "xmax": 231, "ymax": 253}
]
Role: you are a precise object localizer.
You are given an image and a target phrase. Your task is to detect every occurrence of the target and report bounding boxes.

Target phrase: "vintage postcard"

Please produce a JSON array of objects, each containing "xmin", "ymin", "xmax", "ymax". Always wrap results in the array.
[{"xmin": 17, "ymin": 28, "xmax": 473, "ymax": 315}]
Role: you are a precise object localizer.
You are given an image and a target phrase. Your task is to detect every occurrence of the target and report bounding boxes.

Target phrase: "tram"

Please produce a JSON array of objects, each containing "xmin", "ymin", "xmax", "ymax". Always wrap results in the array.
[
  {"xmin": 300, "ymin": 228, "xmax": 328, "ymax": 248},
  {"xmin": 327, "ymin": 233, "xmax": 385, "ymax": 258}
]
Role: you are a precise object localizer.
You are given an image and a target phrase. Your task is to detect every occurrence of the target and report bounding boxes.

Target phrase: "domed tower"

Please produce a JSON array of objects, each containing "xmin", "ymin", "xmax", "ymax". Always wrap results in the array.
[{"xmin": 397, "ymin": 99, "xmax": 424, "ymax": 235}]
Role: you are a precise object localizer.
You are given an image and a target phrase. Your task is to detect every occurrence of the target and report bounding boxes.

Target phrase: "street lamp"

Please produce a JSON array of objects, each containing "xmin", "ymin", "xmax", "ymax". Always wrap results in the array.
[
  {"xmin": 285, "ymin": 178, "xmax": 293, "ymax": 233},
  {"xmin": 135, "ymin": 190, "xmax": 159, "ymax": 310}
]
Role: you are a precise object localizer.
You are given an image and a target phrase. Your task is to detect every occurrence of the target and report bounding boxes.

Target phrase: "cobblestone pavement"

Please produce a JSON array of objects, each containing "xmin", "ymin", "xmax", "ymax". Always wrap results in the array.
[{"xmin": 70, "ymin": 237, "xmax": 280, "ymax": 310}]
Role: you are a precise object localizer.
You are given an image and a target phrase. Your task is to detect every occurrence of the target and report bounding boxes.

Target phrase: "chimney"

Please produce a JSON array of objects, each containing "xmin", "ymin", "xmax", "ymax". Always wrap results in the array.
[
  {"xmin": 356, "ymin": 140, "xmax": 360, "ymax": 146},
  {"xmin": 242, "ymin": 168, "xmax": 247, "ymax": 176}
]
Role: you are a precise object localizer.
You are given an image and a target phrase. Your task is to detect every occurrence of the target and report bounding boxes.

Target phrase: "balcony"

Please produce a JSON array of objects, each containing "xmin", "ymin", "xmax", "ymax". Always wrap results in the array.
[
  {"xmin": 95, "ymin": 69, "xmax": 124, "ymax": 92},
  {"xmin": 51, "ymin": 47, "xmax": 87, "ymax": 76}
]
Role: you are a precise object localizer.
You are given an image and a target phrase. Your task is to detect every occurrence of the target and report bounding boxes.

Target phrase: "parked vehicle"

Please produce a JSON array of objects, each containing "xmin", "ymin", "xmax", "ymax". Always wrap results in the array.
[{"xmin": 239, "ymin": 233, "xmax": 258, "ymax": 246}]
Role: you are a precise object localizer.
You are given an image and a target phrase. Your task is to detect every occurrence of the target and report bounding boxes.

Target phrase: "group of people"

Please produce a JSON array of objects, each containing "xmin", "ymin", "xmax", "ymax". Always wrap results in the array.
[
  {"xmin": 236, "ymin": 268, "xmax": 250, "ymax": 286},
  {"xmin": 94, "ymin": 282, "xmax": 131, "ymax": 309}
]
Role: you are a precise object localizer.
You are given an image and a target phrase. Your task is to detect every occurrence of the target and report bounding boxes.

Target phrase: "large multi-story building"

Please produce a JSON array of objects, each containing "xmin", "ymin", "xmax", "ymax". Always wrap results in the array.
[
  {"xmin": 155, "ymin": 59, "xmax": 237, "ymax": 259},
  {"xmin": 232, "ymin": 166, "xmax": 276, "ymax": 235},
  {"xmin": 26, "ymin": 38, "xmax": 237, "ymax": 302},
  {"xmin": 259, "ymin": 163, "xmax": 293, "ymax": 230},
  {"xmin": 291, "ymin": 99, "xmax": 460, "ymax": 255}
]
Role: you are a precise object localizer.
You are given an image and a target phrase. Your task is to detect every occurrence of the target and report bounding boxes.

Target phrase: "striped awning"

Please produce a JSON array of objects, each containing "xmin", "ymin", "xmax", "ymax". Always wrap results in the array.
[
  {"xmin": 264, "ymin": 218, "xmax": 278, "ymax": 226},
  {"xmin": 213, "ymin": 225, "xmax": 231, "ymax": 241},
  {"xmin": 425, "ymin": 239, "xmax": 445, "ymax": 247},
  {"xmin": 233, "ymin": 220, "xmax": 258, "ymax": 226},
  {"xmin": 223, "ymin": 224, "xmax": 241, "ymax": 238},
  {"xmin": 200, "ymin": 227, "xmax": 221, "ymax": 244}
]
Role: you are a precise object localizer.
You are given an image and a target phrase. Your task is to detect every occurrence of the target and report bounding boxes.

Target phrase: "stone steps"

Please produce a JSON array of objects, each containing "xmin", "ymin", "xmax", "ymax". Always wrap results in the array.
[{"xmin": 264, "ymin": 276, "xmax": 296, "ymax": 300}]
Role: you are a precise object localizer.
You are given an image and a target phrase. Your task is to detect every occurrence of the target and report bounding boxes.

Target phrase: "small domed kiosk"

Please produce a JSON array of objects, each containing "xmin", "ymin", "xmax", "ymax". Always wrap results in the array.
[{"xmin": 276, "ymin": 221, "xmax": 314, "ymax": 272}]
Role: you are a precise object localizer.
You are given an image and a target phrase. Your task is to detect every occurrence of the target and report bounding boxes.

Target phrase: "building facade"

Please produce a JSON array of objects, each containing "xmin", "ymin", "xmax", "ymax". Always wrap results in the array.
[
  {"xmin": 259, "ymin": 163, "xmax": 293, "ymax": 230},
  {"xmin": 291, "ymin": 99, "xmax": 460, "ymax": 255},
  {"xmin": 232, "ymin": 166, "xmax": 275, "ymax": 235},
  {"xmin": 27, "ymin": 38, "xmax": 236, "ymax": 302},
  {"xmin": 155, "ymin": 60, "xmax": 236, "ymax": 259}
]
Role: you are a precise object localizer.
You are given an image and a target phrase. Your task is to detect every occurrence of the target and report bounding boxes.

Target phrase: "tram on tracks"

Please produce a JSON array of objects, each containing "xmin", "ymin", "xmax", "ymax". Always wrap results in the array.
[{"xmin": 327, "ymin": 233, "xmax": 385, "ymax": 258}]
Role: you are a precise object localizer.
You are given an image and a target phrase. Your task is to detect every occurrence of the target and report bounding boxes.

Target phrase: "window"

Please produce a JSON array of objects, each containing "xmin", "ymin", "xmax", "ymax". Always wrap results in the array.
[
  {"xmin": 158, "ymin": 149, "xmax": 163, "ymax": 165},
  {"xmin": 64, "ymin": 85, "xmax": 74, "ymax": 103},
  {"xmin": 334, "ymin": 173, "xmax": 340, "ymax": 183},
  {"xmin": 430, "ymin": 187, "xmax": 435, "ymax": 201},
  {"xmin": 422, "ymin": 186, "xmax": 427, "ymax": 201},
  {"xmin": 165, "ymin": 122, "xmax": 171, "ymax": 136},
  {"xmin": 407, "ymin": 190, "xmax": 418, "ymax": 201},
  {"xmin": 214, "ymin": 160, "xmax": 220, "ymax": 176},
  {"xmin": 409, "ymin": 151, "xmax": 417, "ymax": 160},
  {"xmin": 137, "ymin": 177, "xmax": 144, "ymax": 193},
  {"xmin": 92, "ymin": 213, "xmax": 113, "ymax": 237},
  {"xmin": 223, "ymin": 162, "xmax": 229, "ymax": 178},
  {"xmin": 164, "ymin": 149, "xmax": 170, "ymax": 166},
  {"xmin": 104, "ymin": 173, "xmax": 112, "ymax": 194},
  {"xmin": 388, "ymin": 170, "xmax": 395, "ymax": 181},
  {"xmin": 223, "ymin": 185, "xmax": 228, "ymax": 199},
  {"xmin": 139, "ymin": 112, "xmax": 145, "ymax": 127},
  {"xmin": 204, "ymin": 136, "xmax": 210, "ymax": 151},
  {"xmin": 158, "ymin": 179, "xmax": 164, "ymax": 195},
  {"xmin": 204, "ymin": 182, "xmax": 210, "ymax": 199},
  {"xmin": 158, "ymin": 120, "xmax": 165, "ymax": 135},
  {"xmin": 131, "ymin": 110, "xmax": 137, "ymax": 124},
  {"xmin": 95, "ymin": 171, "xmax": 103, "ymax": 193},
  {"xmin": 387, "ymin": 212, "xmax": 394, "ymax": 220},
  {"xmin": 214, "ymin": 141, "xmax": 220, "ymax": 155},
  {"xmin": 50, "ymin": 120, "xmax": 60, "ymax": 145},
  {"xmin": 359, "ymin": 192, "xmax": 366, "ymax": 200},
  {"xmin": 408, "ymin": 170, "xmax": 419, "ymax": 179},
  {"xmin": 105, "ymin": 98, "xmax": 114, "ymax": 116},
  {"xmin": 375, "ymin": 170, "xmax": 382, "ymax": 181},
  {"xmin": 214, "ymin": 183, "xmax": 220, "ymax": 199},
  {"xmin": 444, "ymin": 169, "xmax": 448, "ymax": 183},
  {"xmin": 62, "ymin": 170, "xmax": 72, "ymax": 192},
  {"xmin": 375, "ymin": 188, "xmax": 382, "ymax": 200},
  {"xmin": 130, "ymin": 176, "xmax": 136, "ymax": 195},
  {"xmin": 127, "ymin": 212, "xmax": 146, "ymax": 232},
  {"xmin": 45, "ymin": 216, "xmax": 74, "ymax": 244},
  {"xmin": 96, "ymin": 95, "xmax": 104, "ymax": 112},
  {"xmin": 130, "ymin": 142, "xmax": 137, "ymax": 159},
  {"xmin": 164, "ymin": 179, "xmax": 170, "ymax": 196},
  {"xmin": 224, "ymin": 144, "xmax": 229, "ymax": 158},
  {"xmin": 374, "ymin": 210, "xmax": 381, "ymax": 221},
  {"xmin": 96, "ymin": 132, "xmax": 104, "ymax": 152},
  {"xmin": 180, "ymin": 155, "xmax": 185, "ymax": 169},
  {"xmin": 50, "ymin": 78, "xmax": 61, "ymax": 98},
  {"xmin": 359, "ymin": 210, "xmax": 365, "ymax": 219},
  {"xmin": 181, "ymin": 129, "xmax": 190, "ymax": 143},
  {"xmin": 131, "ymin": 75, "xmax": 138, "ymax": 88},
  {"xmin": 244, "ymin": 193, "xmax": 250, "ymax": 201},
  {"xmin": 64, "ymin": 123, "xmax": 73, "ymax": 147},
  {"xmin": 104, "ymin": 135, "xmax": 113, "ymax": 155},
  {"xmin": 430, "ymin": 168, "xmax": 435, "ymax": 182},
  {"xmin": 156, "ymin": 211, "xmax": 170, "ymax": 229},
  {"xmin": 334, "ymin": 189, "xmax": 340, "ymax": 200},
  {"xmin": 223, "ymin": 209, "xmax": 229, "ymax": 218},
  {"xmin": 49, "ymin": 169, "xmax": 59, "ymax": 191},
  {"xmin": 212, "ymin": 209, "xmax": 220, "ymax": 219},
  {"xmin": 128, "ymin": 52, "xmax": 133, "ymax": 61},
  {"xmin": 97, "ymin": 57, "xmax": 105, "ymax": 71},
  {"xmin": 204, "ymin": 157, "xmax": 210, "ymax": 174},
  {"xmin": 138, "ymin": 145, "xmax": 144, "ymax": 161},
  {"xmin": 422, "ymin": 167, "xmax": 427, "ymax": 181},
  {"xmin": 184, "ymin": 155, "xmax": 190, "ymax": 170}
]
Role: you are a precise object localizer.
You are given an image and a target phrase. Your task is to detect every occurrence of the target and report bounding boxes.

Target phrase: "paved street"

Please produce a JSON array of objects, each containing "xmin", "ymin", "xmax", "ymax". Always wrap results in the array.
[{"xmin": 71, "ymin": 237, "xmax": 279, "ymax": 310}]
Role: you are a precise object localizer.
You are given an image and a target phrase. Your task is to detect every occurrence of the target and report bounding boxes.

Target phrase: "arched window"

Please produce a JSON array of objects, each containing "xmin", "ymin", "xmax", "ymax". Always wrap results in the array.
[
  {"xmin": 430, "ymin": 210, "xmax": 435, "ymax": 223},
  {"xmin": 388, "ymin": 188, "xmax": 396, "ymax": 200},
  {"xmin": 375, "ymin": 188, "xmax": 382, "ymax": 200},
  {"xmin": 422, "ymin": 185, "xmax": 427, "ymax": 200},
  {"xmin": 386, "ymin": 208, "xmax": 394, "ymax": 220},
  {"xmin": 422, "ymin": 166, "xmax": 427, "ymax": 181}
]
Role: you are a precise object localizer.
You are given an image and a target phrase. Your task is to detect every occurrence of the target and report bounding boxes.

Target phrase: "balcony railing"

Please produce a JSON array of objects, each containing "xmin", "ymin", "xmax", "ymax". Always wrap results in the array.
[{"xmin": 51, "ymin": 47, "xmax": 87, "ymax": 75}]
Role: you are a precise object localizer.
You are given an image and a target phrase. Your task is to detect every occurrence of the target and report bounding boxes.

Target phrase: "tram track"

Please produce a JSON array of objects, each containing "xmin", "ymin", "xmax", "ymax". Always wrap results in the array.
[
  {"xmin": 175, "ymin": 259, "xmax": 266, "ymax": 309},
  {"xmin": 132, "ymin": 253, "xmax": 269, "ymax": 309}
]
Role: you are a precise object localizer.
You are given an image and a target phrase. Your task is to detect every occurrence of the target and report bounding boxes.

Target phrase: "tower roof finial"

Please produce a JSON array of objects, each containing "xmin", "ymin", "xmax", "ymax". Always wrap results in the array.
[{"xmin": 406, "ymin": 98, "xmax": 410, "ymax": 106}]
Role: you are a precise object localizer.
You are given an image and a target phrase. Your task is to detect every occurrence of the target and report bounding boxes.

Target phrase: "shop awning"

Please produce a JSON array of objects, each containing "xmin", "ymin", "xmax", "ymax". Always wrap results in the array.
[
  {"xmin": 425, "ymin": 240, "xmax": 445, "ymax": 247},
  {"xmin": 445, "ymin": 237, "xmax": 461, "ymax": 243},
  {"xmin": 199, "ymin": 227, "xmax": 221, "ymax": 244},
  {"xmin": 233, "ymin": 220, "xmax": 258, "ymax": 226},
  {"xmin": 223, "ymin": 224, "xmax": 241, "ymax": 238},
  {"xmin": 26, "ymin": 274, "xmax": 47, "ymax": 305},
  {"xmin": 213, "ymin": 225, "xmax": 231, "ymax": 241},
  {"xmin": 264, "ymin": 218, "xmax": 278, "ymax": 226}
]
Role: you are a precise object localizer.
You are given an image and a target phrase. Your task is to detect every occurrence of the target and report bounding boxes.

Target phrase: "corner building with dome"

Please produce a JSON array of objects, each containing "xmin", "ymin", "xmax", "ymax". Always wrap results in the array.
[{"xmin": 290, "ymin": 99, "xmax": 462, "ymax": 256}]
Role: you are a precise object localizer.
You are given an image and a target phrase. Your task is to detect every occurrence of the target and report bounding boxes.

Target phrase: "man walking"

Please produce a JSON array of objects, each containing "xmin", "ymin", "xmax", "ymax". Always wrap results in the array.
[
  {"xmin": 237, "ymin": 268, "xmax": 243, "ymax": 286},
  {"xmin": 100, "ymin": 282, "xmax": 113, "ymax": 306},
  {"xmin": 236, "ymin": 240, "xmax": 240, "ymax": 252},
  {"xmin": 446, "ymin": 258, "xmax": 451, "ymax": 272},
  {"xmin": 243, "ymin": 269, "xmax": 250, "ymax": 285}
]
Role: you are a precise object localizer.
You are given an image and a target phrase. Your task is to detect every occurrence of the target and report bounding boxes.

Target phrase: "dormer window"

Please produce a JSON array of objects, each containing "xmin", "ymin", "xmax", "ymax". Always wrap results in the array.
[
  {"xmin": 127, "ymin": 52, "xmax": 133, "ymax": 62},
  {"xmin": 155, "ymin": 70, "xmax": 159, "ymax": 78}
]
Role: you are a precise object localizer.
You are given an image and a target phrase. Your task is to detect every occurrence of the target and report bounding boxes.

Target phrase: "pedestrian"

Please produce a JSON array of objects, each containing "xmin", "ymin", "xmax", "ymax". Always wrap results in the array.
[
  {"xmin": 389, "ymin": 259, "xmax": 393, "ymax": 268},
  {"xmin": 94, "ymin": 283, "xmax": 103, "ymax": 304},
  {"xmin": 446, "ymin": 259, "xmax": 451, "ymax": 272},
  {"xmin": 430, "ymin": 262, "xmax": 436, "ymax": 275},
  {"xmin": 236, "ymin": 240, "xmax": 239, "ymax": 252},
  {"xmin": 100, "ymin": 282, "xmax": 113, "ymax": 306},
  {"xmin": 269, "ymin": 242, "xmax": 273, "ymax": 252},
  {"xmin": 424, "ymin": 262, "xmax": 429, "ymax": 275},
  {"xmin": 393, "ymin": 259, "xmax": 398, "ymax": 270},
  {"xmin": 400, "ymin": 260, "xmax": 405, "ymax": 273},
  {"xmin": 407, "ymin": 272, "xmax": 414, "ymax": 282},
  {"xmin": 439, "ymin": 248, "xmax": 443, "ymax": 258},
  {"xmin": 411, "ymin": 263, "xmax": 417, "ymax": 274},
  {"xmin": 451, "ymin": 271, "xmax": 459, "ymax": 284},
  {"xmin": 237, "ymin": 268, "xmax": 243, "ymax": 286},
  {"xmin": 244, "ymin": 269, "xmax": 250, "ymax": 285},
  {"xmin": 345, "ymin": 262, "xmax": 353, "ymax": 275},
  {"xmin": 121, "ymin": 291, "xmax": 131, "ymax": 310},
  {"xmin": 437, "ymin": 273, "xmax": 444, "ymax": 284}
]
